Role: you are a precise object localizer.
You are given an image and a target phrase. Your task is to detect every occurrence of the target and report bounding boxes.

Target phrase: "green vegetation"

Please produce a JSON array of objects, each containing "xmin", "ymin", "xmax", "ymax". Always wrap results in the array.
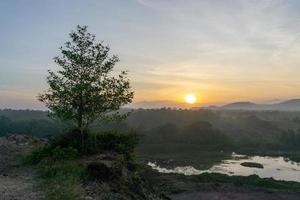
[
  {"xmin": 4, "ymin": 108, "xmax": 300, "ymax": 166},
  {"xmin": 38, "ymin": 25, "xmax": 133, "ymax": 133},
  {"xmin": 4, "ymin": 108, "xmax": 300, "ymax": 164},
  {"xmin": 23, "ymin": 140, "xmax": 86, "ymax": 199},
  {"xmin": 196, "ymin": 173, "xmax": 300, "ymax": 192},
  {"xmin": 25, "ymin": 130, "xmax": 139, "ymax": 164},
  {"xmin": 37, "ymin": 160, "xmax": 86, "ymax": 200},
  {"xmin": 0, "ymin": 115, "xmax": 67, "ymax": 137},
  {"xmin": 24, "ymin": 129, "xmax": 139, "ymax": 200}
]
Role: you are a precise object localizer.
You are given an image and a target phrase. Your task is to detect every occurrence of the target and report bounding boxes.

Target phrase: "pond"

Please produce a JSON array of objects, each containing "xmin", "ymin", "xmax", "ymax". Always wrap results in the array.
[{"xmin": 148, "ymin": 152, "xmax": 300, "ymax": 182}]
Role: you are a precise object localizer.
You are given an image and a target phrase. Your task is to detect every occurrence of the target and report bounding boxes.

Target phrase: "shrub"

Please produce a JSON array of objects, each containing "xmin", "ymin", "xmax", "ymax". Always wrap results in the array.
[
  {"xmin": 23, "ymin": 146, "xmax": 52, "ymax": 165},
  {"xmin": 87, "ymin": 131, "xmax": 139, "ymax": 156},
  {"xmin": 50, "ymin": 128, "xmax": 89, "ymax": 152},
  {"xmin": 51, "ymin": 129, "xmax": 139, "ymax": 157},
  {"xmin": 24, "ymin": 145, "xmax": 79, "ymax": 165},
  {"xmin": 51, "ymin": 146, "xmax": 79, "ymax": 161},
  {"xmin": 25, "ymin": 129, "xmax": 139, "ymax": 165}
]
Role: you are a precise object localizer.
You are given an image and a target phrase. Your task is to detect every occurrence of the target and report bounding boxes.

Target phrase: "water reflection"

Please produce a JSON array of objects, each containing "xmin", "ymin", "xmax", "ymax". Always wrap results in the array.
[{"xmin": 148, "ymin": 153, "xmax": 300, "ymax": 182}]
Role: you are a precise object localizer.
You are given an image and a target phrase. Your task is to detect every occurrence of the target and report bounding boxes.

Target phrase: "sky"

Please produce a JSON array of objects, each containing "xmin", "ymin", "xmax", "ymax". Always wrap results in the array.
[{"xmin": 1, "ymin": 0, "xmax": 300, "ymax": 109}]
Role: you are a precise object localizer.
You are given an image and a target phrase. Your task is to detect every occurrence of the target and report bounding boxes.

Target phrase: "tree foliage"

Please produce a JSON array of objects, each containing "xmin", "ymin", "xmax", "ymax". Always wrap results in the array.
[{"xmin": 39, "ymin": 25, "xmax": 134, "ymax": 130}]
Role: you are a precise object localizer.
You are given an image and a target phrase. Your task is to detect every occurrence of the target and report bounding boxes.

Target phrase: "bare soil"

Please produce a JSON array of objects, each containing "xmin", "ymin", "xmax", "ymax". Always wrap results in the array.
[{"xmin": 0, "ymin": 135, "xmax": 45, "ymax": 200}]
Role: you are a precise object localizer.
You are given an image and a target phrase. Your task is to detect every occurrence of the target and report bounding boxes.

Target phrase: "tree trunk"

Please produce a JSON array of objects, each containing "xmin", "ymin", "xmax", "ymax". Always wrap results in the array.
[{"xmin": 78, "ymin": 94, "xmax": 85, "ymax": 153}]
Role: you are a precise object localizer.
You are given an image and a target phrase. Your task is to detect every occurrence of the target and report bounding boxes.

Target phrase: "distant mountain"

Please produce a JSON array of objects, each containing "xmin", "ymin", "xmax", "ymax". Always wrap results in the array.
[
  {"xmin": 220, "ymin": 99, "xmax": 300, "ymax": 111},
  {"xmin": 274, "ymin": 99, "xmax": 300, "ymax": 109},
  {"xmin": 127, "ymin": 100, "xmax": 186, "ymax": 109},
  {"xmin": 127, "ymin": 98, "xmax": 300, "ymax": 110},
  {"xmin": 222, "ymin": 102, "xmax": 258, "ymax": 110}
]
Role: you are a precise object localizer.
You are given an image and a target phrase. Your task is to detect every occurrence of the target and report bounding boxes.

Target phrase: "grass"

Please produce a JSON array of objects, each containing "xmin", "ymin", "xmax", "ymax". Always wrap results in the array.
[
  {"xmin": 37, "ymin": 159, "xmax": 87, "ymax": 200},
  {"xmin": 196, "ymin": 173, "xmax": 300, "ymax": 192}
]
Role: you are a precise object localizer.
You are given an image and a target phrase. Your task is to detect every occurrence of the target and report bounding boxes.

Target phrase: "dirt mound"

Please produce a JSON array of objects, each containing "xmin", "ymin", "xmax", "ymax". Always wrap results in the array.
[{"xmin": 82, "ymin": 152, "xmax": 167, "ymax": 200}]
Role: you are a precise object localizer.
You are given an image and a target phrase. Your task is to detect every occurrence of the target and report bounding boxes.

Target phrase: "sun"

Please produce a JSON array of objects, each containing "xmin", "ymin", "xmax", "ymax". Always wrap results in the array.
[{"xmin": 184, "ymin": 94, "xmax": 197, "ymax": 104}]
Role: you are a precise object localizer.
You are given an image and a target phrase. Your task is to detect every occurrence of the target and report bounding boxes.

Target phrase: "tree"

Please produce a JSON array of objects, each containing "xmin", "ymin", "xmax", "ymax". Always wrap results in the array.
[{"xmin": 38, "ymin": 25, "xmax": 134, "ymax": 133}]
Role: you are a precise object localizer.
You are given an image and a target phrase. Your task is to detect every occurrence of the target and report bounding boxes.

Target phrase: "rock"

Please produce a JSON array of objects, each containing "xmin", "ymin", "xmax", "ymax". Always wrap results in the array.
[
  {"xmin": 83, "ymin": 196, "xmax": 94, "ymax": 200},
  {"xmin": 3, "ymin": 134, "xmax": 48, "ymax": 148},
  {"xmin": 240, "ymin": 162, "xmax": 264, "ymax": 169},
  {"xmin": 6, "ymin": 134, "xmax": 31, "ymax": 145}
]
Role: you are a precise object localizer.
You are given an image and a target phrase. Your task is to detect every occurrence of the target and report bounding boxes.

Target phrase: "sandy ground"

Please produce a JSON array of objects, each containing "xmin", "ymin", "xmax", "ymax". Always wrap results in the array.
[{"xmin": 0, "ymin": 136, "xmax": 45, "ymax": 200}]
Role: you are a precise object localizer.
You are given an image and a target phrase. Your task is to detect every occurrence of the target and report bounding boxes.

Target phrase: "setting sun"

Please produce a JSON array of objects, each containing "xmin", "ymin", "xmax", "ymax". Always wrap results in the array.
[{"xmin": 184, "ymin": 94, "xmax": 197, "ymax": 104}]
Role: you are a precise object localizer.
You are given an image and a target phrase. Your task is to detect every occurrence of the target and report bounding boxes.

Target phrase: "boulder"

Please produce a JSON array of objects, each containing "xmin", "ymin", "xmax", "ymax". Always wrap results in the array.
[{"xmin": 240, "ymin": 162, "xmax": 264, "ymax": 169}]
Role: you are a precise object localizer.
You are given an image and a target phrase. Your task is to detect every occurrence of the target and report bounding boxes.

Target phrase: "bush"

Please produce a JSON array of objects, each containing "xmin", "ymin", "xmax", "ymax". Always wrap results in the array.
[
  {"xmin": 87, "ymin": 131, "xmax": 140, "ymax": 156},
  {"xmin": 24, "ymin": 146, "xmax": 79, "ymax": 165},
  {"xmin": 50, "ymin": 128, "xmax": 89, "ymax": 152},
  {"xmin": 25, "ymin": 129, "xmax": 139, "ymax": 165},
  {"xmin": 50, "ymin": 129, "xmax": 139, "ymax": 157}
]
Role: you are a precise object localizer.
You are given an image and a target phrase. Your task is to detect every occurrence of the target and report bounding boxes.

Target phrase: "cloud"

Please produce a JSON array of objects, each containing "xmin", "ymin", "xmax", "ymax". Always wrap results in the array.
[
  {"xmin": 3, "ymin": 0, "xmax": 300, "ymax": 108},
  {"xmin": 135, "ymin": 0, "xmax": 153, "ymax": 7}
]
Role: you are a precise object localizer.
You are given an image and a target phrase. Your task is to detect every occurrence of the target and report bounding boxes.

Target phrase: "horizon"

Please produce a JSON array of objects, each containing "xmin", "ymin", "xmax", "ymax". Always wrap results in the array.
[
  {"xmin": 2, "ymin": 97, "xmax": 300, "ymax": 111},
  {"xmin": 2, "ymin": 0, "xmax": 300, "ymax": 109}
]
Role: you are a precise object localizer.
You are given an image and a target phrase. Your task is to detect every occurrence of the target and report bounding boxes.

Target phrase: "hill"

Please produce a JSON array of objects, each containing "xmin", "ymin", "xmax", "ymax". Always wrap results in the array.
[
  {"xmin": 222, "ymin": 102, "xmax": 258, "ymax": 110},
  {"xmin": 221, "ymin": 99, "xmax": 300, "ymax": 111}
]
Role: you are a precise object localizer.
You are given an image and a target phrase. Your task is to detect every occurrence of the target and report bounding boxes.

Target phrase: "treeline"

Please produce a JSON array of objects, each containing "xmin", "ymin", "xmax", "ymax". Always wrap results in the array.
[
  {"xmin": 280, "ymin": 129, "xmax": 300, "ymax": 150},
  {"xmin": 0, "ymin": 116, "xmax": 66, "ymax": 137},
  {"xmin": 2, "ymin": 108, "xmax": 300, "ymax": 153},
  {"xmin": 141, "ymin": 121, "xmax": 300, "ymax": 152},
  {"xmin": 142, "ymin": 121, "xmax": 231, "ymax": 150},
  {"xmin": 0, "ymin": 109, "xmax": 48, "ymax": 120}
]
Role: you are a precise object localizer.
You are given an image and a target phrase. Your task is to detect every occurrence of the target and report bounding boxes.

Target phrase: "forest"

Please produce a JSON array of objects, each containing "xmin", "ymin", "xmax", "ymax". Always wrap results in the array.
[{"xmin": 2, "ymin": 108, "xmax": 300, "ymax": 163}]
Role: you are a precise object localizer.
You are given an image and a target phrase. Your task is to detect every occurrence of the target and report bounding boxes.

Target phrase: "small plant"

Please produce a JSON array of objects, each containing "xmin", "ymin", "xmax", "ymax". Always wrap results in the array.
[
  {"xmin": 38, "ymin": 160, "xmax": 86, "ymax": 200},
  {"xmin": 22, "ymin": 146, "xmax": 53, "ymax": 165},
  {"xmin": 51, "ymin": 146, "xmax": 79, "ymax": 161},
  {"xmin": 23, "ymin": 145, "xmax": 79, "ymax": 165}
]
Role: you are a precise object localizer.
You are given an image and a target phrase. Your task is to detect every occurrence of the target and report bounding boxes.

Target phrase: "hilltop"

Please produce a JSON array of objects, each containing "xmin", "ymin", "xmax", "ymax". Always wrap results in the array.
[{"xmin": 219, "ymin": 99, "xmax": 300, "ymax": 111}]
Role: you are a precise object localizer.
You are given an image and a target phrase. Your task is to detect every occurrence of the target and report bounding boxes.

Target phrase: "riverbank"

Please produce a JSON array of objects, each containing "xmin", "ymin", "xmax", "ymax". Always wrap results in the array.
[{"xmin": 146, "ymin": 169, "xmax": 300, "ymax": 200}]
